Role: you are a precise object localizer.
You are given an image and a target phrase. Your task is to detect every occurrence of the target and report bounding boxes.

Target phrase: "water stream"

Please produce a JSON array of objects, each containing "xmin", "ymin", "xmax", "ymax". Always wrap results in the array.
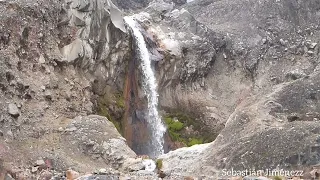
[{"xmin": 124, "ymin": 16, "xmax": 166, "ymax": 158}]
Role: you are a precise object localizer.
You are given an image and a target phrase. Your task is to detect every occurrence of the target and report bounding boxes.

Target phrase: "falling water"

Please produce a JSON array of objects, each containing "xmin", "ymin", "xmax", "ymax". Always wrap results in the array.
[{"xmin": 124, "ymin": 16, "xmax": 166, "ymax": 157}]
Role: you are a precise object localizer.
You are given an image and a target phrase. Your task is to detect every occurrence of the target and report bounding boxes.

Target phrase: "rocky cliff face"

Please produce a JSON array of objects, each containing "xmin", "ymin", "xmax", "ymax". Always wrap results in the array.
[
  {"xmin": 153, "ymin": 0, "xmax": 320, "ymax": 178},
  {"xmin": 1, "ymin": 0, "xmax": 320, "ymax": 179}
]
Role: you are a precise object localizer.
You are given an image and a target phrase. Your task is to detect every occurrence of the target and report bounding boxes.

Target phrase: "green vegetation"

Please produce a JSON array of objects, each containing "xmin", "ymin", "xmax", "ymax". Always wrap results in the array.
[
  {"xmin": 115, "ymin": 93, "xmax": 125, "ymax": 108},
  {"xmin": 97, "ymin": 92, "xmax": 125, "ymax": 134},
  {"xmin": 273, "ymin": 176, "xmax": 283, "ymax": 180},
  {"xmin": 156, "ymin": 159, "xmax": 163, "ymax": 169},
  {"xmin": 164, "ymin": 116, "xmax": 186, "ymax": 144},
  {"xmin": 187, "ymin": 137, "xmax": 204, "ymax": 146},
  {"xmin": 163, "ymin": 111, "xmax": 218, "ymax": 147},
  {"xmin": 164, "ymin": 117, "xmax": 184, "ymax": 131}
]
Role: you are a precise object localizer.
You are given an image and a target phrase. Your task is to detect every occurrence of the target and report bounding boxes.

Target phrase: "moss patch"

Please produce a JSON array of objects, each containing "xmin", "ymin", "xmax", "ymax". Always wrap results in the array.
[
  {"xmin": 164, "ymin": 112, "xmax": 217, "ymax": 147},
  {"xmin": 97, "ymin": 92, "xmax": 125, "ymax": 134},
  {"xmin": 165, "ymin": 117, "xmax": 184, "ymax": 131},
  {"xmin": 115, "ymin": 93, "xmax": 125, "ymax": 108},
  {"xmin": 156, "ymin": 159, "xmax": 163, "ymax": 169},
  {"xmin": 187, "ymin": 137, "xmax": 204, "ymax": 146}
]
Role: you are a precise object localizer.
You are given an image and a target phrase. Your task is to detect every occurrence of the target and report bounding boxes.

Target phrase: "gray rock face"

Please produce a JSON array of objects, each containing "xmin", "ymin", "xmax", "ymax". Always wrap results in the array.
[
  {"xmin": 130, "ymin": 0, "xmax": 320, "ymax": 178},
  {"xmin": 61, "ymin": 0, "xmax": 127, "ymax": 66},
  {"xmin": 61, "ymin": 115, "xmax": 136, "ymax": 169},
  {"xmin": 1, "ymin": 0, "xmax": 320, "ymax": 179}
]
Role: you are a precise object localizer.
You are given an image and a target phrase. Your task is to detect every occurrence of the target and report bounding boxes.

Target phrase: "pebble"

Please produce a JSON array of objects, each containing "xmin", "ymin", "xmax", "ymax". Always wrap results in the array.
[
  {"xmin": 6, "ymin": 130, "xmax": 13, "ymax": 137},
  {"xmin": 65, "ymin": 125, "xmax": 77, "ymax": 132},
  {"xmin": 310, "ymin": 42, "xmax": 317, "ymax": 49},
  {"xmin": 262, "ymin": 38, "xmax": 267, "ymax": 44},
  {"xmin": 8, "ymin": 103, "xmax": 20, "ymax": 117},
  {"xmin": 38, "ymin": 55, "xmax": 46, "ymax": 64},
  {"xmin": 31, "ymin": 166, "xmax": 39, "ymax": 173},
  {"xmin": 307, "ymin": 50, "xmax": 314, "ymax": 55},
  {"xmin": 36, "ymin": 159, "xmax": 45, "ymax": 166},
  {"xmin": 5, "ymin": 174, "xmax": 14, "ymax": 180},
  {"xmin": 44, "ymin": 91, "xmax": 53, "ymax": 100},
  {"xmin": 279, "ymin": 38, "xmax": 286, "ymax": 46},
  {"xmin": 98, "ymin": 168, "xmax": 108, "ymax": 174},
  {"xmin": 66, "ymin": 169, "xmax": 80, "ymax": 180},
  {"xmin": 39, "ymin": 170, "xmax": 53, "ymax": 180},
  {"xmin": 58, "ymin": 127, "xmax": 64, "ymax": 132}
]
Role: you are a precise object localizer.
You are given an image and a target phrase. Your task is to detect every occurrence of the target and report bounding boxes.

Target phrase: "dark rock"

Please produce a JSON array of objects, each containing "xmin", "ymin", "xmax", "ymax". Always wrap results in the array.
[
  {"xmin": 158, "ymin": 170, "xmax": 166, "ymax": 178},
  {"xmin": 44, "ymin": 91, "xmax": 53, "ymax": 101}
]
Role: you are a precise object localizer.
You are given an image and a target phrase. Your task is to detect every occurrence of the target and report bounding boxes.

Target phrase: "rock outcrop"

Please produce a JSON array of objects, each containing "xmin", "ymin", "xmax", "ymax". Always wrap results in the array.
[{"xmin": 140, "ymin": 0, "xmax": 320, "ymax": 178}]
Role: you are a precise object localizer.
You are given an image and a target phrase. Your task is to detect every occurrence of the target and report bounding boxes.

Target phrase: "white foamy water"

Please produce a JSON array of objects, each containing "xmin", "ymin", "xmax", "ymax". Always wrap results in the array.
[
  {"xmin": 142, "ymin": 159, "xmax": 157, "ymax": 172},
  {"xmin": 124, "ymin": 16, "xmax": 166, "ymax": 157}
]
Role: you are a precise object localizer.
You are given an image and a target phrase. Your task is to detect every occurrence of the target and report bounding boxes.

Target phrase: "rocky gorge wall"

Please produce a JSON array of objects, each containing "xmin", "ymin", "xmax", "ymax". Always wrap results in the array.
[{"xmin": 1, "ymin": 0, "xmax": 320, "ymax": 179}]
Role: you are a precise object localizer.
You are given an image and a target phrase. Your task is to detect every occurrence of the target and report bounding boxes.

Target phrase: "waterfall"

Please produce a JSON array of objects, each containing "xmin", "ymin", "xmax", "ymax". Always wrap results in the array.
[{"xmin": 124, "ymin": 16, "xmax": 166, "ymax": 157}]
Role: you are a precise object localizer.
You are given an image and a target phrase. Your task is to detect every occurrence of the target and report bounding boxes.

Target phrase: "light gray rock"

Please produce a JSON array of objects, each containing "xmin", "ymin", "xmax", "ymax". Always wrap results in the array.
[
  {"xmin": 7, "ymin": 103, "xmax": 19, "ymax": 117},
  {"xmin": 158, "ymin": 143, "xmax": 211, "ymax": 177},
  {"xmin": 310, "ymin": 42, "xmax": 318, "ymax": 49},
  {"xmin": 35, "ymin": 159, "xmax": 45, "ymax": 166},
  {"xmin": 307, "ymin": 50, "xmax": 314, "ymax": 55},
  {"xmin": 62, "ymin": 115, "xmax": 136, "ymax": 170},
  {"xmin": 31, "ymin": 166, "xmax": 39, "ymax": 173},
  {"xmin": 6, "ymin": 130, "xmax": 13, "ymax": 138}
]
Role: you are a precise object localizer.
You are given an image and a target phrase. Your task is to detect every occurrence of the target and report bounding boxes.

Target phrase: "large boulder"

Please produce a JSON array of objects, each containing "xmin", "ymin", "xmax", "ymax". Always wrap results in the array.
[{"xmin": 60, "ymin": 115, "xmax": 137, "ymax": 170}]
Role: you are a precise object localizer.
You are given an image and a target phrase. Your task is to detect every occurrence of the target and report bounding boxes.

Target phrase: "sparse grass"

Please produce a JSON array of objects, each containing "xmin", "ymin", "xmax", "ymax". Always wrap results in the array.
[
  {"xmin": 97, "ymin": 93, "xmax": 124, "ymax": 134},
  {"xmin": 115, "ymin": 93, "xmax": 125, "ymax": 108},
  {"xmin": 187, "ymin": 137, "xmax": 204, "ymax": 147},
  {"xmin": 164, "ymin": 117, "xmax": 184, "ymax": 131},
  {"xmin": 156, "ymin": 159, "xmax": 163, "ymax": 169},
  {"xmin": 163, "ymin": 114, "xmax": 208, "ymax": 147}
]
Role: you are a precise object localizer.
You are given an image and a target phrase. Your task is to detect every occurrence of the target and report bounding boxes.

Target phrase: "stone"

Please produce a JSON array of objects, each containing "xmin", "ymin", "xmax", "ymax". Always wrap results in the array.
[
  {"xmin": 58, "ymin": 127, "xmax": 64, "ymax": 132},
  {"xmin": 123, "ymin": 158, "xmax": 145, "ymax": 172},
  {"xmin": 262, "ymin": 38, "xmax": 267, "ymax": 44},
  {"xmin": 279, "ymin": 39, "xmax": 286, "ymax": 46},
  {"xmin": 44, "ymin": 91, "xmax": 53, "ymax": 101},
  {"xmin": 98, "ymin": 168, "xmax": 108, "ymax": 174},
  {"xmin": 65, "ymin": 124, "xmax": 77, "ymax": 132},
  {"xmin": 31, "ymin": 166, "xmax": 38, "ymax": 173},
  {"xmin": 5, "ymin": 174, "xmax": 14, "ymax": 180},
  {"xmin": 310, "ymin": 43, "xmax": 317, "ymax": 49},
  {"xmin": 35, "ymin": 159, "xmax": 45, "ymax": 166},
  {"xmin": 38, "ymin": 55, "xmax": 46, "ymax": 64},
  {"xmin": 40, "ymin": 86, "xmax": 46, "ymax": 91},
  {"xmin": 285, "ymin": 70, "xmax": 306, "ymax": 80},
  {"xmin": 158, "ymin": 170, "xmax": 166, "ymax": 178},
  {"xmin": 307, "ymin": 50, "xmax": 314, "ymax": 55},
  {"xmin": 6, "ymin": 130, "xmax": 13, "ymax": 138},
  {"xmin": 310, "ymin": 168, "xmax": 320, "ymax": 178},
  {"xmin": 7, "ymin": 103, "xmax": 19, "ymax": 117},
  {"xmin": 66, "ymin": 170, "xmax": 80, "ymax": 180},
  {"xmin": 39, "ymin": 170, "xmax": 53, "ymax": 180}
]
